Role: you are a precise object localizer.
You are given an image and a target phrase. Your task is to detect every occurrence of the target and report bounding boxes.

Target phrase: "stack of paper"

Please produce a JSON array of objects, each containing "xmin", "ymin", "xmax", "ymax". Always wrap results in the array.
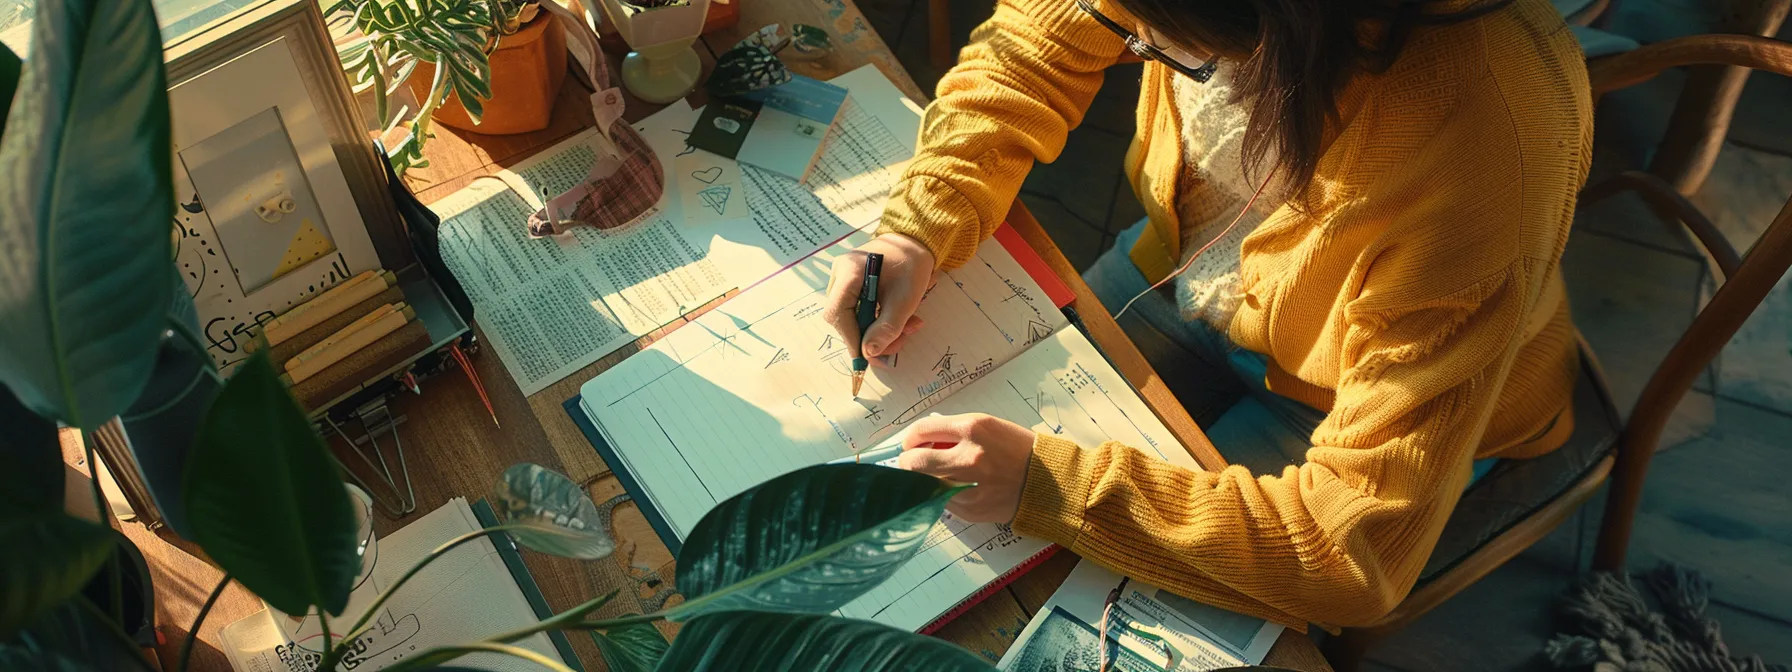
[{"xmin": 218, "ymin": 499, "xmax": 562, "ymax": 671}]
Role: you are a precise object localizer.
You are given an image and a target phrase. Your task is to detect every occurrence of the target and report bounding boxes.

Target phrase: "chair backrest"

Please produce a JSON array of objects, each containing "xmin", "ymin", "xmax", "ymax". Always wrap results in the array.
[
  {"xmin": 1620, "ymin": 0, "xmax": 1789, "ymax": 194},
  {"xmin": 1580, "ymin": 33, "xmax": 1792, "ymax": 569}
]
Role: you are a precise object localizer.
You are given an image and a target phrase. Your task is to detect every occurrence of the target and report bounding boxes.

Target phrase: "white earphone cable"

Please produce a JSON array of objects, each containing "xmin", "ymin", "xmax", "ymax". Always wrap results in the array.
[{"xmin": 1112, "ymin": 168, "xmax": 1277, "ymax": 320}]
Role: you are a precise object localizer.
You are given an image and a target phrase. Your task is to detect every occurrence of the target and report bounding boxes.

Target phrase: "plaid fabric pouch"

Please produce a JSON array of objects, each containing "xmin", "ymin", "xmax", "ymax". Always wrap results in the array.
[{"xmin": 527, "ymin": 1, "xmax": 666, "ymax": 238}]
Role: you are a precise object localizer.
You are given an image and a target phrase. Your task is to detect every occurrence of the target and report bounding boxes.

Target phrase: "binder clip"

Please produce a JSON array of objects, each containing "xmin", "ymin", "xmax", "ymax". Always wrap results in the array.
[{"xmin": 326, "ymin": 397, "xmax": 417, "ymax": 517}]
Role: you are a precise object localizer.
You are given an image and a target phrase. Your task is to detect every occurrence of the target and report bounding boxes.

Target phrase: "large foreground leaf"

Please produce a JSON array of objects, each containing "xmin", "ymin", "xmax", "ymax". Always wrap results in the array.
[
  {"xmin": 672, "ymin": 464, "xmax": 965, "ymax": 619},
  {"xmin": 184, "ymin": 353, "xmax": 359, "ymax": 616},
  {"xmin": 492, "ymin": 463, "xmax": 614, "ymax": 559},
  {"xmin": 0, "ymin": 644, "xmax": 92, "ymax": 672},
  {"xmin": 656, "ymin": 611, "xmax": 992, "ymax": 671},
  {"xmin": 0, "ymin": 383, "xmax": 64, "ymax": 514},
  {"xmin": 0, "ymin": 0, "xmax": 174, "ymax": 429},
  {"xmin": 0, "ymin": 514, "xmax": 114, "ymax": 639},
  {"xmin": 1, "ymin": 43, "xmax": 19, "ymax": 131}
]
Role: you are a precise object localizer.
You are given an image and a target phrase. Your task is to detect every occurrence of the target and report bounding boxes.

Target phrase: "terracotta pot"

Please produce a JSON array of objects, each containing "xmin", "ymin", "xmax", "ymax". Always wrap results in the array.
[{"xmin": 410, "ymin": 12, "xmax": 567, "ymax": 135}]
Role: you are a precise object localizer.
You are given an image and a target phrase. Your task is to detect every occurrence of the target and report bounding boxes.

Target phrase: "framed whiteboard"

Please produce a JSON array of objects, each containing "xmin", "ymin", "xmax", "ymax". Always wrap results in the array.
[{"xmin": 163, "ymin": 0, "xmax": 409, "ymax": 370}]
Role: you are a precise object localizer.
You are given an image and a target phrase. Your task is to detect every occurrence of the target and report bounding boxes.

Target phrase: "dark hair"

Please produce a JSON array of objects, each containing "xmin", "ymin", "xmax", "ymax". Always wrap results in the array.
[{"xmin": 1108, "ymin": 0, "xmax": 1514, "ymax": 197}]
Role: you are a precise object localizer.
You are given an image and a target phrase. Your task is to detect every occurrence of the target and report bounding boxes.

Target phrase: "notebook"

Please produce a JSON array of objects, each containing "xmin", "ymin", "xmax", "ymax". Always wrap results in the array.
[
  {"xmin": 687, "ymin": 75, "xmax": 849, "ymax": 181},
  {"xmin": 571, "ymin": 226, "xmax": 1201, "ymax": 633}
]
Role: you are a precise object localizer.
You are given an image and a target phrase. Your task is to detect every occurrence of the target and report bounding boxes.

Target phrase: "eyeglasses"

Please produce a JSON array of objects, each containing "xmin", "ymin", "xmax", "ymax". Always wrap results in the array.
[{"xmin": 1076, "ymin": 0, "xmax": 1218, "ymax": 83}]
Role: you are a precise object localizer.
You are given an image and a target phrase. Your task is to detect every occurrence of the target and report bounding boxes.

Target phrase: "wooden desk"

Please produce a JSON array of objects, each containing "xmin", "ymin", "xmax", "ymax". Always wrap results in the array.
[{"xmin": 128, "ymin": 1, "xmax": 1331, "ymax": 669}]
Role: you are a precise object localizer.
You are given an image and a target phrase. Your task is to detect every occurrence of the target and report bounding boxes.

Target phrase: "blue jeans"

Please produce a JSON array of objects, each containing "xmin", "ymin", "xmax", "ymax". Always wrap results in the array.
[{"xmin": 1084, "ymin": 221, "xmax": 1498, "ymax": 481}]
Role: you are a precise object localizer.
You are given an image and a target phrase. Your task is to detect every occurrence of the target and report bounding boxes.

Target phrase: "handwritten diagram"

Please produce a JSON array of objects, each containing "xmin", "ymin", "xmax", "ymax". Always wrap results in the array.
[{"xmin": 583, "ymin": 231, "xmax": 1072, "ymax": 544}]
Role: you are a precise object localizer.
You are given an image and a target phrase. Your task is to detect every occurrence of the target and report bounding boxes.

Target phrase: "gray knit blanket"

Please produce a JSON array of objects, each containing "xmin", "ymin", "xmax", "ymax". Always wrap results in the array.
[{"xmin": 1546, "ymin": 563, "xmax": 1786, "ymax": 672}]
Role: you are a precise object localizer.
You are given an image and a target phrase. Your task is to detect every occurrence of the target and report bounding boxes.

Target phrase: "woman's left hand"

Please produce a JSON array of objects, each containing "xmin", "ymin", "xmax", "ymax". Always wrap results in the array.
[{"xmin": 897, "ymin": 413, "xmax": 1037, "ymax": 523}]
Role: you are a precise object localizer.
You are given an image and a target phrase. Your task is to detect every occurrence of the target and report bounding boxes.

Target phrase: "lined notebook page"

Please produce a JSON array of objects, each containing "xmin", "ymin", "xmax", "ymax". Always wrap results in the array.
[
  {"xmin": 580, "ymin": 229, "xmax": 1067, "ymax": 538},
  {"xmin": 836, "ymin": 327, "xmax": 1199, "ymax": 631}
]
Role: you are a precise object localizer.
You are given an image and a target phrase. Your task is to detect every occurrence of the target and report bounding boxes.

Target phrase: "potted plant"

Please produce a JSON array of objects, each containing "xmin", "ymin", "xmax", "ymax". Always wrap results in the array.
[
  {"xmin": 1, "ymin": 2, "xmax": 1000, "ymax": 670},
  {"xmin": 597, "ymin": 0, "xmax": 713, "ymax": 104},
  {"xmin": 327, "ymin": 0, "xmax": 562, "ymax": 175}
]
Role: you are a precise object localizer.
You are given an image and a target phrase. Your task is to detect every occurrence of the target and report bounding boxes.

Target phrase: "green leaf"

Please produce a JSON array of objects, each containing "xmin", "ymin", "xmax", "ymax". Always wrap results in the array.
[
  {"xmin": 0, "ymin": 0, "xmax": 174, "ymax": 429},
  {"xmin": 0, "ymin": 514, "xmax": 115, "ymax": 639},
  {"xmin": 492, "ymin": 463, "xmax": 615, "ymax": 559},
  {"xmin": 0, "ymin": 644, "xmax": 95, "ymax": 672},
  {"xmin": 655, "ymin": 611, "xmax": 993, "ymax": 671},
  {"xmin": 592, "ymin": 619, "xmax": 669, "ymax": 672},
  {"xmin": 0, "ymin": 42, "xmax": 20, "ymax": 133},
  {"xmin": 0, "ymin": 383, "xmax": 65, "ymax": 514},
  {"xmin": 672, "ymin": 464, "xmax": 965, "ymax": 619},
  {"xmin": 183, "ymin": 353, "xmax": 359, "ymax": 617}
]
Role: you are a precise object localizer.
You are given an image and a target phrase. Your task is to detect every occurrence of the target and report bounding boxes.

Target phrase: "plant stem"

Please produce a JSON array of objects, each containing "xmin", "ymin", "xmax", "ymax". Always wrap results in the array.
[
  {"xmin": 464, "ymin": 589, "xmax": 624, "ymax": 646},
  {"xmin": 319, "ymin": 610, "xmax": 333, "ymax": 661},
  {"xmin": 80, "ymin": 430, "xmax": 122, "ymax": 624},
  {"xmin": 381, "ymin": 642, "xmax": 577, "ymax": 672},
  {"xmin": 72, "ymin": 595, "xmax": 157, "ymax": 672},
  {"xmin": 179, "ymin": 574, "xmax": 232, "ymax": 672},
  {"xmin": 323, "ymin": 524, "xmax": 531, "ymax": 666},
  {"xmin": 568, "ymin": 612, "xmax": 666, "ymax": 630}
]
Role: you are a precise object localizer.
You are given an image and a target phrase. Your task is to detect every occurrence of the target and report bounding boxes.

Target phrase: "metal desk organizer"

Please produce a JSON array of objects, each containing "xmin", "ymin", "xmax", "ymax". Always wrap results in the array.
[{"xmin": 280, "ymin": 140, "xmax": 478, "ymax": 519}]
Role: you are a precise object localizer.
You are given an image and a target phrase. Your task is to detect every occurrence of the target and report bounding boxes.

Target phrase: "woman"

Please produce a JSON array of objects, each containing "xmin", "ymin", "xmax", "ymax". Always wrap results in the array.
[{"xmin": 823, "ymin": 0, "xmax": 1591, "ymax": 629}]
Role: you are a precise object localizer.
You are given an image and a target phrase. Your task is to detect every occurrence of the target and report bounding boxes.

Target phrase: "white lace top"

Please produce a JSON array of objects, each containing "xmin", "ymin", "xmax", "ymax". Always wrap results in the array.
[{"xmin": 1170, "ymin": 62, "xmax": 1284, "ymax": 333}]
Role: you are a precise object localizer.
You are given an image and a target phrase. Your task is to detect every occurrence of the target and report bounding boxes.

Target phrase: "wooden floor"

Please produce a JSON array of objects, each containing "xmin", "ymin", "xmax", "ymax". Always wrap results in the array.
[{"xmin": 857, "ymin": 0, "xmax": 1792, "ymax": 668}]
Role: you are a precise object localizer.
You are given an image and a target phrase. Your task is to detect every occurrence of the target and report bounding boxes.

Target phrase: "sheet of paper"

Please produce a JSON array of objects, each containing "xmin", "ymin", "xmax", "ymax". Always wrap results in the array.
[
  {"xmin": 581, "ymin": 229, "xmax": 1068, "ymax": 538},
  {"xmin": 217, "ymin": 499, "xmax": 562, "ymax": 671},
  {"xmin": 434, "ymin": 178, "xmax": 645, "ymax": 396},
  {"xmin": 998, "ymin": 559, "xmax": 1282, "ymax": 671},
  {"xmin": 834, "ymin": 327, "xmax": 1198, "ymax": 631}
]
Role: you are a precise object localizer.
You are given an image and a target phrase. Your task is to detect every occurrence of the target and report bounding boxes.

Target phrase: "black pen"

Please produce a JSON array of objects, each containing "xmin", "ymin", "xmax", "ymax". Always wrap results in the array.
[{"xmin": 850, "ymin": 253, "xmax": 883, "ymax": 397}]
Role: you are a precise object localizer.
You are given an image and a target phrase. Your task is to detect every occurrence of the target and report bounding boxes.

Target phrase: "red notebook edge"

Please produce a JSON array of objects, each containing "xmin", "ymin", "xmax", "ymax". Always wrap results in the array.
[
  {"xmin": 918, "ymin": 224, "xmax": 1073, "ymax": 634},
  {"xmin": 919, "ymin": 544, "xmax": 1064, "ymax": 636},
  {"xmin": 993, "ymin": 223, "xmax": 1076, "ymax": 309}
]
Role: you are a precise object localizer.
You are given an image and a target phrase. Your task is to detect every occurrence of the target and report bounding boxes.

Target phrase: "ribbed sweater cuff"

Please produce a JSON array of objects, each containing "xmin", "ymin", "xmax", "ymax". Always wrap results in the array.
[
  {"xmin": 878, "ymin": 174, "xmax": 981, "ymax": 270},
  {"xmin": 1012, "ymin": 434, "xmax": 1098, "ymax": 549}
]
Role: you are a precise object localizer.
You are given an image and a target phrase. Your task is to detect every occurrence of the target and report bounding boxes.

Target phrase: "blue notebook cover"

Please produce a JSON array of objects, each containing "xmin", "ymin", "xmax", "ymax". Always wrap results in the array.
[{"xmin": 564, "ymin": 395, "xmax": 685, "ymax": 555}]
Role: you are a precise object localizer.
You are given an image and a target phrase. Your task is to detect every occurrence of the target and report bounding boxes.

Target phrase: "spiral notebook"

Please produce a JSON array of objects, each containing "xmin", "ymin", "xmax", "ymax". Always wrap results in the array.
[{"xmin": 565, "ymin": 226, "xmax": 1200, "ymax": 633}]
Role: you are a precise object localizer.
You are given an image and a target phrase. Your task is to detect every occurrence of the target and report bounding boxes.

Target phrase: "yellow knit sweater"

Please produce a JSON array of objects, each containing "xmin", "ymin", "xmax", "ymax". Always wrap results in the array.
[{"xmin": 878, "ymin": 0, "xmax": 1592, "ymax": 629}]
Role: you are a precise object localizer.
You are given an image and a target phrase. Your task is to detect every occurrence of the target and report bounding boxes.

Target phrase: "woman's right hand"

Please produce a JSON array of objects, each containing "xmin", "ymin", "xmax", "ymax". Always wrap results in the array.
[{"xmin": 823, "ymin": 233, "xmax": 937, "ymax": 362}]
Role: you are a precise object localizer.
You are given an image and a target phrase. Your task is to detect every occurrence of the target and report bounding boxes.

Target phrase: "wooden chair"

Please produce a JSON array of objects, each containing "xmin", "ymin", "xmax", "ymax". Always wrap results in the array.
[{"xmin": 1322, "ymin": 32, "xmax": 1792, "ymax": 672}]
